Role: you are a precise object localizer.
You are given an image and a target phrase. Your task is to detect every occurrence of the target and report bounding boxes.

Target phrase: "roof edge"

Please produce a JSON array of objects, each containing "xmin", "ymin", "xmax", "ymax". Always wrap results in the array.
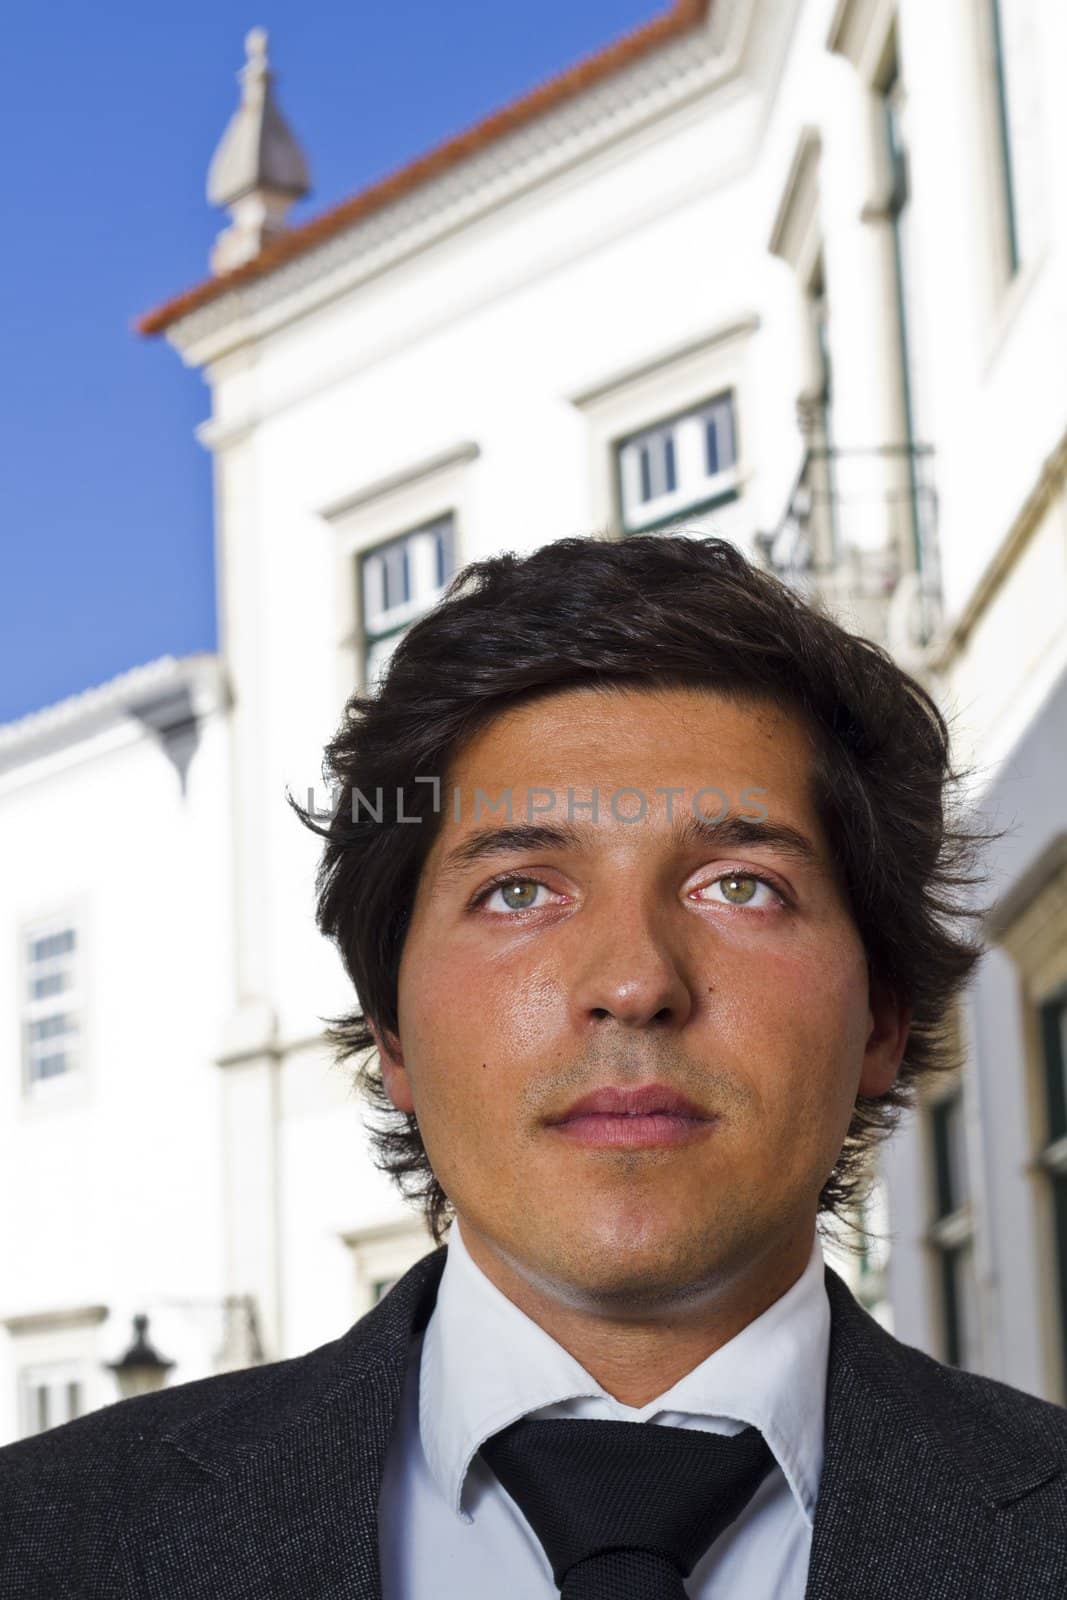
[
  {"xmin": 136, "ymin": 1, "xmax": 710, "ymax": 338},
  {"xmin": 0, "ymin": 653, "xmax": 225, "ymax": 775}
]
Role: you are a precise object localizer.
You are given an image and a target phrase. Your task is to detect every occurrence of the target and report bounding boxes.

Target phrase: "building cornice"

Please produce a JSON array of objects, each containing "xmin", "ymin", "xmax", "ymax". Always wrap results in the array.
[
  {"xmin": 137, "ymin": 3, "xmax": 716, "ymax": 343},
  {"xmin": 0, "ymin": 654, "xmax": 226, "ymax": 778},
  {"xmin": 137, "ymin": 2, "xmax": 784, "ymax": 368},
  {"xmin": 767, "ymin": 125, "xmax": 821, "ymax": 267},
  {"xmin": 1, "ymin": 1305, "xmax": 109, "ymax": 1335}
]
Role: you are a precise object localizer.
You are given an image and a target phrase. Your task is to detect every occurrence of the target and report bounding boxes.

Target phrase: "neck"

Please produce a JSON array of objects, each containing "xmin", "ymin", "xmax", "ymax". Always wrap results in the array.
[{"xmin": 455, "ymin": 1219, "xmax": 816, "ymax": 1408}]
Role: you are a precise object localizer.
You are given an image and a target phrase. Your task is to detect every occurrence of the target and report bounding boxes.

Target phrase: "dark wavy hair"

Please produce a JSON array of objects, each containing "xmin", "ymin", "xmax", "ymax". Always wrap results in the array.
[{"xmin": 293, "ymin": 533, "xmax": 1000, "ymax": 1250}]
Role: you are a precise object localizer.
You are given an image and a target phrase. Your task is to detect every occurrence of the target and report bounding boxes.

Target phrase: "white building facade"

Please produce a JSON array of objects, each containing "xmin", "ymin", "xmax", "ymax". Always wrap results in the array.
[{"xmin": 2, "ymin": 0, "xmax": 1065, "ymax": 1438}]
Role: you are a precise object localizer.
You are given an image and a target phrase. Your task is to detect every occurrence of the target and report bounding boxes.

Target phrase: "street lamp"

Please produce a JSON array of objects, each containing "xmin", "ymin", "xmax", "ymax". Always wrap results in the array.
[{"xmin": 106, "ymin": 1313, "xmax": 175, "ymax": 1400}]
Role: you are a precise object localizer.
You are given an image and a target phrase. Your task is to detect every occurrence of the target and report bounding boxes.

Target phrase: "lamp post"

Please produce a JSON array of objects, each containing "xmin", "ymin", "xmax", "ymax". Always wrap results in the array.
[{"xmin": 105, "ymin": 1313, "xmax": 175, "ymax": 1400}]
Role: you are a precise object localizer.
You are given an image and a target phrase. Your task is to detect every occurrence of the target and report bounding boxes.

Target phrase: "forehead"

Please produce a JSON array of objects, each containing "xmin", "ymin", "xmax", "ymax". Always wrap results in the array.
[
  {"xmin": 446, "ymin": 684, "xmax": 818, "ymax": 790},
  {"xmin": 419, "ymin": 684, "xmax": 828, "ymax": 881}
]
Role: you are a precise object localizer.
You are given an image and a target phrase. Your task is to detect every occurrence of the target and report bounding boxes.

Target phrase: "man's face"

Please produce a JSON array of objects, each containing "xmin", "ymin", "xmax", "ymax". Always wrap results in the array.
[{"xmin": 374, "ymin": 685, "xmax": 908, "ymax": 1313}]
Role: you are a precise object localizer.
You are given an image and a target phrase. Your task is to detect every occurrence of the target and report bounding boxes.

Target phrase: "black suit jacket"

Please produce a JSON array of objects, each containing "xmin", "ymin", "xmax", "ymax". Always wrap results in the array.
[{"xmin": 2, "ymin": 1246, "xmax": 1066, "ymax": 1597}]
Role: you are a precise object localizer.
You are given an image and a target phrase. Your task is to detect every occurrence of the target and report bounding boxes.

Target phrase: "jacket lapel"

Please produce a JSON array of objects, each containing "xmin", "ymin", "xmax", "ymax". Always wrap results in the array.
[{"xmin": 136, "ymin": 1247, "xmax": 448, "ymax": 1600}]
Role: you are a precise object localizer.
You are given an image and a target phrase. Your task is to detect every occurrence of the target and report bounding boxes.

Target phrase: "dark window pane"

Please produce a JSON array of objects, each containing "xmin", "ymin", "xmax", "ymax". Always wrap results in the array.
[
  {"xmin": 705, "ymin": 396, "xmax": 737, "ymax": 476},
  {"xmin": 705, "ymin": 418, "xmax": 719, "ymax": 476},
  {"xmin": 434, "ymin": 520, "xmax": 455, "ymax": 588},
  {"xmin": 32, "ymin": 971, "xmax": 67, "ymax": 1001},
  {"xmin": 30, "ymin": 1015, "xmax": 75, "ymax": 1043},
  {"xmin": 663, "ymin": 434, "xmax": 677, "ymax": 494},
  {"xmin": 946, "ymin": 1094, "xmax": 970, "ymax": 1209},
  {"xmin": 639, "ymin": 446, "xmax": 652, "ymax": 503},
  {"xmin": 932, "ymin": 1099, "xmax": 954, "ymax": 1217},
  {"xmin": 1040, "ymin": 995, "xmax": 1067, "ymax": 1141},
  {"xmin": 35, "ymin": 1051, "xmax": 71, "ymax": 1080},
  {"xmin": 30, "ymin": 929, "xmax": 75, "ymax": 964}
]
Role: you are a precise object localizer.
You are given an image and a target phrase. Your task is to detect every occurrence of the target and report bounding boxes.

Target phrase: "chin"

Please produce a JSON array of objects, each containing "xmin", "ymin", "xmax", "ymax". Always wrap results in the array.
[{"xmin": 547, "ymin": 1231, "xmax": 716, "ymax": 1305}]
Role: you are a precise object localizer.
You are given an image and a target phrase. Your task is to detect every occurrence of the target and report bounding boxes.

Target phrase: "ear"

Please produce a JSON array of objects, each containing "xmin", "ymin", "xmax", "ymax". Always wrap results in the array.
[
  {"xmin": 368, "ymin": 1017, "xmax": 416, "ymax": 1115},
  {"xmin": 857, "ymin": 972, "xmax": 911, "ymax": 1098}
]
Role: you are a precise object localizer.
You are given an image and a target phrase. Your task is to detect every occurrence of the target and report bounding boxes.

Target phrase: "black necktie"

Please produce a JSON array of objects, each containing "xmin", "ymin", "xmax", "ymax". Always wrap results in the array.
[{"xmin": 479, "ymin": 1415, "xmax": 775, "ymax": 1597}]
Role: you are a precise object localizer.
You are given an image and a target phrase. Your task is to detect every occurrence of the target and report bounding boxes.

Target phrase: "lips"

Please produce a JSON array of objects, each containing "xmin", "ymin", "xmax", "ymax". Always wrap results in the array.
[{"xmin": 548, "ymin": 1084, "xmax": 710, "ymax": 1124}]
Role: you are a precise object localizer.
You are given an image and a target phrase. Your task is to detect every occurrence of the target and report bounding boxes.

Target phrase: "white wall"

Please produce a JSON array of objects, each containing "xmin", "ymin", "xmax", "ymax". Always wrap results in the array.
[{"xmin": 0, "ymin": 690, "xmax": 231, "ymax": 1441}]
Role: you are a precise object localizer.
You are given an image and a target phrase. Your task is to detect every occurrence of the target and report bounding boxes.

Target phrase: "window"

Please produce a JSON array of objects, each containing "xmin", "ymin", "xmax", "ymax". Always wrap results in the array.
[
  {"xmin": 854, "ymin": 1171, "xmax": 892, "ymax": 1331},
  {"xmin": 926, "ymin": 1081, "xmax": 980, "ymax": 1368},
  {"xmin": 358, "ymin": 514, "xmax": 456, "ymax": 687},
  {"xmin": 18, "ymin": 1363, "xmax": 84, "ymax": 1438},
  {"xmin": 1036, "ymin": 986, "xmax": 1067, "ymax": 1394},
  {"xmin": 987, "ymin": 0, "xmax": 1044, "ymax": 277},
  {"xmin": 993, "ymin": 854, "xmax": 1067, "ymax": 1401},
  {"xmin": 341, "ymin": 1218, "xmax": 437, "ymax": 1317},
  {"xmin": 22, "ymin": 920, "xmax": 81, "ymax": 1089},
  {"xmin": 616, "ymin": 392, "xmax": 739, "ymax": 534}
]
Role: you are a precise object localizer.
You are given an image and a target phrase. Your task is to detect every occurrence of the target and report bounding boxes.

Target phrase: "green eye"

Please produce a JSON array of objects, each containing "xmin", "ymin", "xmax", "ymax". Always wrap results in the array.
[
  {"xmin": 696, "ymin": 872, "xmax": 782, "ymax": 909},
  {"xmin": 498, "ymin": 880, "xmax": 541, "ymax": 910},
  {"xmin": 719, "ymin": 874, "xmax": 758, "ymax": 904}
]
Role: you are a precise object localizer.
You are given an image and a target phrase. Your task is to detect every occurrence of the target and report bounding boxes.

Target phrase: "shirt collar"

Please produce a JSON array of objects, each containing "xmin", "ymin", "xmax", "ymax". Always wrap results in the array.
[{"xmin": 419, "ymin": 1217, "xmax": 830, "ymax": 1529}]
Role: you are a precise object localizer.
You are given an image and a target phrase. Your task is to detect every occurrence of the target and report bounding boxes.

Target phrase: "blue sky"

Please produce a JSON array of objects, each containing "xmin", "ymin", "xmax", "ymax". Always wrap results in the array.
[{"xmin": 0, "ymin": 0, "xmax": 658, "ymax": 725}]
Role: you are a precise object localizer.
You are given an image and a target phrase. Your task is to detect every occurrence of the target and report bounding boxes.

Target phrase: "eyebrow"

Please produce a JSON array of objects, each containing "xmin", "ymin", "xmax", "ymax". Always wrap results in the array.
[{"xmin": 434, "ymin": 811, "xmax": 823, "ymax": 887}]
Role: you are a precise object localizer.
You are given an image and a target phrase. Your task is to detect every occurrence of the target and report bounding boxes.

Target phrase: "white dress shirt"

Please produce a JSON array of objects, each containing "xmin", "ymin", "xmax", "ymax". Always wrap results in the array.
[{"xmin": 377, "ymin": 1218, "xmax": 830, "ymax": 1598}]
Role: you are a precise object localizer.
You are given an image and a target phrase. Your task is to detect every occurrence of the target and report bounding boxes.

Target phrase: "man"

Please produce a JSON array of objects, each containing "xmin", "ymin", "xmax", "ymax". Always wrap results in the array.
[{"xmin": 2, "ymin": 533, "xmax": 1065, "ymax": 1598}]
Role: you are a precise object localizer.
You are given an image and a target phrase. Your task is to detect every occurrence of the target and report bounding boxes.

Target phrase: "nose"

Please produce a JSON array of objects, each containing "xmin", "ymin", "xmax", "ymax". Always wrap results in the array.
[{"xmin": 566, "ymin": 883, "xmax": 694, "ymax": 1030}]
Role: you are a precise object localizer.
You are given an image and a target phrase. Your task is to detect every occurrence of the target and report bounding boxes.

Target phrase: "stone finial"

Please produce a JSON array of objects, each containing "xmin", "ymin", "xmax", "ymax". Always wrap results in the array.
[{"xmin": 207, "ymin": 28, "xmax": 311, "ymax": 275}]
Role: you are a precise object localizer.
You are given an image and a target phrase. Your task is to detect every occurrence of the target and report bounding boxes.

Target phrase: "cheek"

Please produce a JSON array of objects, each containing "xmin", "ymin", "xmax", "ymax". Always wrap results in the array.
[
  {"xmin": 396, "ymin": 945, "xmax": 505, "ymax": 1125},
  {"xmin": 724, "ymin": 936, "xmax": 869, "ymax": 1110}
]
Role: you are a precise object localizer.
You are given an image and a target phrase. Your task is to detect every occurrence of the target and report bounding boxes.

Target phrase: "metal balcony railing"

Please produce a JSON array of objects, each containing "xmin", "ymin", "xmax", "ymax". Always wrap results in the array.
[{"xmin": 754, "ymin": 442, "xmax": 943, "ymax": 664}]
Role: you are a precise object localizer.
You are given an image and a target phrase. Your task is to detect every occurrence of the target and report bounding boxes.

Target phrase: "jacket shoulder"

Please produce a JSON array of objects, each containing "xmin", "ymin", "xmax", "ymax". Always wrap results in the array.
[
  {"xmin": 0, "ymin": 1339, "xmax": 343, "ymax": 1598},
  {"xmin": 0, "ymin": 1250, "xmax": 445, "ymax": 1597},
  {"xmin": 880, "ymin": 1317, "xmax": 1067, "ymax": 1512},
  {"xmin": 893, "ymin": 1327, "xmax": 1067, "ymax": 1437}
]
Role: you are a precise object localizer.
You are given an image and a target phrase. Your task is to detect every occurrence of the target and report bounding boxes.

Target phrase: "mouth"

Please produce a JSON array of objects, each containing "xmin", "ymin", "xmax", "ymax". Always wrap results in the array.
[{"xmin": 544, "ymin": 1084, "xmax": 718, "ymax": 1150}]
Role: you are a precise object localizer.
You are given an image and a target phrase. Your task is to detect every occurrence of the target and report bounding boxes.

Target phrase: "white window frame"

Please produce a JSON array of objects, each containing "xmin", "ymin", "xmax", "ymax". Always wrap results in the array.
[
  {"xmin": 2, "ymin": 1304, "xmax": 109, "ymax": 1442},
  {"xmin": 616, "ymin": 392, "xmax": 740, "ymax": 535},
  {"xmin": 321, "ymin": 442, "xmax": 475, "ymax": 705},
  {"xmin": 359, "ymin": 514, "xmax": 457, "ymax": 688},
  {"xmin": 18, "ymin": 1361, "xmax": 86, "ymax": 1438},
  {"xmin": 924, "ymin": 1071, "xmax": 981, "ymax": 1370},
  {"xmin": 569, "ymin": 315, "xmax": 758, "ymax": 548},
  {"xmin": 19, "ymin": 909, "xmax": 85, "ymax": 1099},
  {"xmin": 996, "ymin": 852, "xmax": 1067, "ymax": 1404},
  {"xmin": 341, "ymin": 1217, "xmax": 437, "ymax": 1319}
]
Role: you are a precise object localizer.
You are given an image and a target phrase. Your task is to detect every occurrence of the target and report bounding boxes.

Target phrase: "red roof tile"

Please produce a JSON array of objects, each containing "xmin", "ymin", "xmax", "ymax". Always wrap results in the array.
[{"xmin": 137, "ymin": 1, "xmax": 710, "ymax": 337}]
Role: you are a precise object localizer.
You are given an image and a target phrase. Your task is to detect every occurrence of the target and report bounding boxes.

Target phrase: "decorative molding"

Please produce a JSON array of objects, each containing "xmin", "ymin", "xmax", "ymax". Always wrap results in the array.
[
  {"xmin": 161, "ymin": 20, "xmax": 770, "ymax": 366},
  {"xmin": 0, "ymin": 655, "xmax": 226, "ymax": 778},
  {"xmin": 342, "ymin": 1216, "xmax": 438, "ymax": 1316},
  {"xmin": 826, "ymin": 0, "xmax": 895, "ymax": 79},
  {"xmin": 2, "ymin": 1305, "xmax": 108, "ymax": 1336},
  {"xmin": 339, "ymin": 1217, "xmax": 428, "ymax": 1251},
  {"xmin": 990, "ymin": 840, "xmax": 1067, "ymax": 1004},
  {"xmin": 767, "ymin": 125, "xmax": 821, "ymax": 267},
  {"xmin": 933, "ymin": 425, "xmax": 1067, "ymax": 672},
  {"xmin": 194, "ymin": 414, "xmax": 259, "ymax": 455},
  {"xmin": 569, "ymin": 314, "xmax": 760, "ymax": 409},
  {"xmin": 320, "ymin": 442, "xmax": 480, "ymax": 525}
]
